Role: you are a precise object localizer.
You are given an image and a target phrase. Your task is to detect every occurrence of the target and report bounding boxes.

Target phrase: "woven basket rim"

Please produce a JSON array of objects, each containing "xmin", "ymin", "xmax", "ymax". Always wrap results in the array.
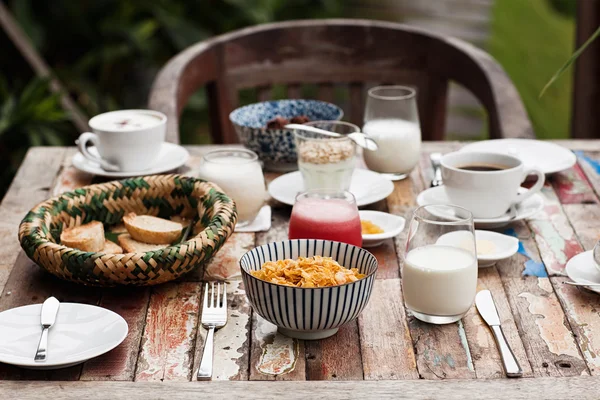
[{"xmin": 19, "ymin": 174, "xmax": 235, "ymax": 258}]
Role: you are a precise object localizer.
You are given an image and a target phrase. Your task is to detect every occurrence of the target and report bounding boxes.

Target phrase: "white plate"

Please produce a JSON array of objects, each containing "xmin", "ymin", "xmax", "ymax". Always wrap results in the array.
[
  {"xmin": 460, "ymin": 139, "xmax": 576, "ymax": 175},
  {"xmin": 416, "ymin": 186, "xmax": 544, "ymax": 229},
  {"xmin": 268, "ymin": 169, "xmax": 395, "ymax": 207},
  {"xmin": 566, "ymin": 251, "xmax": 600, "ymax": 294},
  {"xmin": 436, "ymin": 230, "xmax": 519, "ymax": 268},
  {"xmin": 0, "ymin": 303, "xmax": 128, "ymax": 369},
  {"xmin": 359, "ymin": 210, "xmax": 406, "ymax": 248},
  {"xmin": 72, "ymin": 142, "xmax": 189, "ymax": 178}
]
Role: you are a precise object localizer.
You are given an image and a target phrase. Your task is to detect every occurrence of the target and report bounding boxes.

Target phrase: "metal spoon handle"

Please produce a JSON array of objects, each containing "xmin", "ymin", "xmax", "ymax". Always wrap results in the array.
[
  {"xmin": 285, "ymin": 123, "xmax": 339, "ymax": 137},
  {"xmin": 563, "ymin": 281, "xmax": 600, "ymax": 286},
  {"xmin": 285, "ymin": 124, "xmax": 378, "ymax": 151}
]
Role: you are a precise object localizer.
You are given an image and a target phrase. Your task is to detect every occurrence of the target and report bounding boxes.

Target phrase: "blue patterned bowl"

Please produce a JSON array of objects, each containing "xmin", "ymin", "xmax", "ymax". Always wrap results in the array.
[
  {"xmin": 240, "ymin": 239, "xmax": 377, "ymax": 340},
  {"xmin": 229, "ymin": 100, "xmax": 343, "ymax": 171}
]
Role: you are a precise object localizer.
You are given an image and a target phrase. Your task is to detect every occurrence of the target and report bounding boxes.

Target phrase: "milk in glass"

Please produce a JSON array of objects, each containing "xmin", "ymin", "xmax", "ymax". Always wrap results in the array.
[
  {"xmin": 197, "ymin": 152, "xmax": 265, "ymax": 225},
  {"xmin": 363, "ymin": 119, "xmax": 421, "ymax": 174},
  {"xmin": 403, "ymin": 244, "xmax": 477, "ymax": 316}
]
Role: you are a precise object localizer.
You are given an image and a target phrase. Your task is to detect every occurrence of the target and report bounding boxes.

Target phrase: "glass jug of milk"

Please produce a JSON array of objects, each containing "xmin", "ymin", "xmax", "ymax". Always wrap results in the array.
[{"xmin": 362, "ymin": 86, "xmax": 422, "ymax": 181}]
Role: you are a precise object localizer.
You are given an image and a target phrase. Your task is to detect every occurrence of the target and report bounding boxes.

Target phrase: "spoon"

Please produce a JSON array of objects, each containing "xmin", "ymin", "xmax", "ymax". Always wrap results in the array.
[
  {"xmin": 285, "ymin": 124, "xmax": 379, "ymax": 151},
  {"xmin": 430, "ymin": 152, "xmax": 443, "ymax": 187},
  {"xmin": 563, "ymin": 281, "xmax": 600, "ymax": 287}
]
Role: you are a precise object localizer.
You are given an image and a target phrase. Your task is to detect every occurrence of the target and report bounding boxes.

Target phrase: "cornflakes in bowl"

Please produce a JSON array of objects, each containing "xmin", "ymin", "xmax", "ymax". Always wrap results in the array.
[{"xmin": 240, "ymin": 239, "xmax": 377, "ymax": 340}]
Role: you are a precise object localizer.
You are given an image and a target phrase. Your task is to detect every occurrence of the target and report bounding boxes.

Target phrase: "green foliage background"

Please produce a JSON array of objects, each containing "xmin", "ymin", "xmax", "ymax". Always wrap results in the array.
[{"xmin": 0, "ymin": 0, "xmax": 576, "ymax": 199}]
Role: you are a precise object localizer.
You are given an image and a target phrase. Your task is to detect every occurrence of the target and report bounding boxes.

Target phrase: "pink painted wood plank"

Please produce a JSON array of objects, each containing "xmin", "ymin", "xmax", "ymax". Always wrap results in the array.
[
  {"xmin": 527, "ymin": 184, "xmax": 584, "ymax": 276},
  {"xmin": 550, "ymin": 164, "xmax": 597, "ymax": 205},
  {"xmin": 135, "ymin": 283, "xmax": 202, "ymax": 381}
]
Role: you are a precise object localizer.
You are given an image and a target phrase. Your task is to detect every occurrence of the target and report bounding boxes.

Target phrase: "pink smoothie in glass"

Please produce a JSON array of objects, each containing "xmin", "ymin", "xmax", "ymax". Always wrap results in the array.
[{"xmin": 288, "ymin": 197, "xmax": 362, "ymax": 247}]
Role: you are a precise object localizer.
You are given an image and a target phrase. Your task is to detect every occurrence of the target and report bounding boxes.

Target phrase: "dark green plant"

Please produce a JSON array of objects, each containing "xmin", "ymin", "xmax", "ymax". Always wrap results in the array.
[
  {"xmin": 0, "ymin": 0, "xmax": 345, "ymax": 201},
  {"xmin": 0, "ymin": 76, "xmax": 73, "ymax": 198}
]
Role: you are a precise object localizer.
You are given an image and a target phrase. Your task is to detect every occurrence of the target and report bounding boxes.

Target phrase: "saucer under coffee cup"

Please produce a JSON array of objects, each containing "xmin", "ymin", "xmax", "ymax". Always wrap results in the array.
[
  {"xmin": 77, "ymin": 109, "xmax": 166, "ymax": 172},
  {"xmin": 441, "ymin": 151, "xmax": 545, "ymax": 219}
]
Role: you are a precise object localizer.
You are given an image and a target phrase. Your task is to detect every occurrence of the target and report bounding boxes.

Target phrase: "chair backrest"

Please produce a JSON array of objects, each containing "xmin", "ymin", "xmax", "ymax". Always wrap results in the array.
[{"xmin": 149, "ymin": 19, "xmax": 535, "ymax": 144}]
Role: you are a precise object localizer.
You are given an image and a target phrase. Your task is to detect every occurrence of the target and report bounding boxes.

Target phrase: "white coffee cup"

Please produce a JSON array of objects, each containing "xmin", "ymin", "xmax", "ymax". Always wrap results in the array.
[
  {"xmin": 441, "ymin": 151, "xmax": 545, "ymax": 219},
  {"xmin": 77, "ymin": 109, "xmax": 166, "ymax": 172}
]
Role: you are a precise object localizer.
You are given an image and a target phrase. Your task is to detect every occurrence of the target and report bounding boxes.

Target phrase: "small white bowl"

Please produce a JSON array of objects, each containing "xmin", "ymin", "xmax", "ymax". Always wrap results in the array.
[
  {"xmin": 436, "ymin": 230, "xmax": 519, "ymax": 268},
  {"xmin": 358, "ymin": 210, "xmax": 406, "ymax": 248}
]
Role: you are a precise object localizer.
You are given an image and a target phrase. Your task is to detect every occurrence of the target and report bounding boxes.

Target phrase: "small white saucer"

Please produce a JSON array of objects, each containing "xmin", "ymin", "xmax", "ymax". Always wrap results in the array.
[
  {"xmin": 235, "ymin": 205, "xmax": 271, "ymax": 233},
  {"xmin": 460, "ymin": 139, "xmax": 576, "ymax": 175},
  {"xmin": 268, "ymin": 169, "xmax": 395, "ymax": 207},
  {"xmin": 566, "ymin": 251, "xmax": 600, "ymax": 294},
  {"xmin": 436, "ymin": 230, "xmax": 519, "ymax": 268},
  {"xmin": 416, "ymin": 186, "xmax": 544, "ymax": 229},
  {"xmin": 359, "ymin": 210, "xmax": 406, "ymax": 248},
  {"xmin": 72, "ymin": 142, "xmax": 189, "ymax": 178},
  {"xmin": 0, "ymin": 303, "xmax": 128, "ymax": 369}
]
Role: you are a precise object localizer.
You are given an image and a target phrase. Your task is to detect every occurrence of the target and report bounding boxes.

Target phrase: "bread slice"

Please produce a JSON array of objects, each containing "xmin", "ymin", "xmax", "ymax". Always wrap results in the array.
[
  {"xmin": 60, "ymin": 221, "xmax": 105, "ymax": 252},
  {"xmin": 118, "ymin": 234, "xmax": 170, "ymax": 253},
  {"xmin": 123, "ymin": 213, "xmax": 183, "ymax": 244},
  {"xmin": 102, "ymin": 239, "xmax": 123, "ymax": 254}
]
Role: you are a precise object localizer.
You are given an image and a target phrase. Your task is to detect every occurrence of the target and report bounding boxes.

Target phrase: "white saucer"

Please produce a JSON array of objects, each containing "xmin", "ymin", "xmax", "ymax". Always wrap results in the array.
[
  {"xmin": 436, "ymin": 230, "xmax": 519, "ymax": 268},
  {"xmin": 359, "ymin": 210, "xmax": 406, "ymax": 248},
  {"xmin": 566, "ymin": 251, "xmax": 600, "ymax": 294},
  {"xmin": 460, "ymin": 139, "xmax": 576, "ymax": 175},
  {"xmin": 0, "ymin": 303, "xmax": 128, "ymax": 369},
  {"xmin": 416, "ymin": 186, "xmax": 544, "ymax": 229},
  {"xmin": 72, "ymin": 143, "xmax": 189, "ymax": 178},
  {"xmin": 268, "ymin": 169, "xmax": 395, "ymax": 207}
]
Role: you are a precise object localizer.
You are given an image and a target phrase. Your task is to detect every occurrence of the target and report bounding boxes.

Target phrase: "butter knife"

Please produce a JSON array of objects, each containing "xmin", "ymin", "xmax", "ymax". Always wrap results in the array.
[
  {"xmin": 34, "ymin": 296, "xmax": 60, "ymax": 361},
  {"xmin": 475, "ymin": 290, "xmax": 523, "ymax": 377}
]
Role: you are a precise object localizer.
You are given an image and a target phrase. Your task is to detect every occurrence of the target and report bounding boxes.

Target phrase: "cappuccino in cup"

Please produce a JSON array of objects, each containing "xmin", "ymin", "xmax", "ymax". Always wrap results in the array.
[
  {"xmin": 77, "ymin": 109, "xmax": 166, "ymax": 172},
  {"xmin": 441, "ymin": 151, "xmax": 545, "ymax": 219}
]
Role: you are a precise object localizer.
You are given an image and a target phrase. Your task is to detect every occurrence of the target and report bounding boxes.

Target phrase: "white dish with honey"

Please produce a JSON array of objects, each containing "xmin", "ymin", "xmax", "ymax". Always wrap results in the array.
[
  {"xmin": 358, "ymin": 210, "xmax": 406, "ymax": 248},
  {"xmin": 435, "ymin": 230, "xmax": 519, "ymax": 268}
]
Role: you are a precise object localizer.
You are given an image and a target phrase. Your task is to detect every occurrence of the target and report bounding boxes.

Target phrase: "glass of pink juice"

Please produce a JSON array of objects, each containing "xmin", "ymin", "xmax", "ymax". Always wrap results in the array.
[{"xmin": 288, "ymin": 189, "xmax": 362, "ymax": 247}]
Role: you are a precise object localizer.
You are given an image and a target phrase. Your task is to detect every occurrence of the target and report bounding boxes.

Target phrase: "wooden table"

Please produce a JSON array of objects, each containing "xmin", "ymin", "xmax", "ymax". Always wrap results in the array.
[{"xmin": 1, "ymin": 141, "xmax": 600, "ymax": 399}]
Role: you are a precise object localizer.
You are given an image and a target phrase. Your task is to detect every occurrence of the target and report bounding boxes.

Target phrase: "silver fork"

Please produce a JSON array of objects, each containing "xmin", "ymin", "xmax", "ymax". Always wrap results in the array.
[{"xmin": 197, "ymin": 282, "xmax": 228, "ymax": 381}]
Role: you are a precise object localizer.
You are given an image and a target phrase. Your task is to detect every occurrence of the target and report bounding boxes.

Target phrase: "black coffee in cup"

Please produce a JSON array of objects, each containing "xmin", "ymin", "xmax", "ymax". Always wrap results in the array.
[{"xmin": 458, "ymin": 164, "xmax": 509, "ymax": 172}]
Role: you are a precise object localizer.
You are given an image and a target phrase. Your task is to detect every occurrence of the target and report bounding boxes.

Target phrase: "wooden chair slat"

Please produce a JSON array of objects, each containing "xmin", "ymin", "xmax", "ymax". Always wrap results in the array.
[
  {"xmin": 148, "ymin": 19, "xmax": 536, "ymax": 143},
  {"xmin": 317, "ymin": 83, "xmax": 335, "ymax": 103},
  {"xmin": 257, "ymin": 85, "xmax": 272, "ymax": 102},
  {"xmin": 349, "ymin": 82, "xmax": 364, "ymax": 127},
  {"xmin": 286, "ymin": 84, "xmax": 302, "ymax": 99}
]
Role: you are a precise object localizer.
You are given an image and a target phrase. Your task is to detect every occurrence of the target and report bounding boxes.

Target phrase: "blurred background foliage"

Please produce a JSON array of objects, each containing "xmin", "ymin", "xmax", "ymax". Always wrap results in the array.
[{"xmin": 0, "ymin": 0, "xmax": 576, "ymax": 199}]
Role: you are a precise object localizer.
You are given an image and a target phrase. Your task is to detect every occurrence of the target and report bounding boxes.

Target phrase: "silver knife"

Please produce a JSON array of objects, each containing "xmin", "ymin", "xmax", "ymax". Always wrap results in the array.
[
  {"xmin": 475, "ymin": 290, "xmax": 523, "ymax": 377},
  {"xmin": 34, "ymin": 296, "xmax": 60, "ymax": 362},
  {"xmin": 430, "ymin": 152, "xmax": 443, "ymax": 187}
]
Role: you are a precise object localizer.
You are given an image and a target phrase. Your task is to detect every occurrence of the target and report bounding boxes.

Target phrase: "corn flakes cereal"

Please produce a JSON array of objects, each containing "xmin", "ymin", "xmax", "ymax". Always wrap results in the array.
[{"xmin": 251, "ymin": 256, "xmax": 365, "ymax": 288}]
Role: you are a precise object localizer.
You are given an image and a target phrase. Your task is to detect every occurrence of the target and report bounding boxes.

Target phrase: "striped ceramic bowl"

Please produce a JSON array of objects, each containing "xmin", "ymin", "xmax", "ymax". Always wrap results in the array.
[{"xmin": 240, "ymin": 239, "xmax": 378, "ymax": 340}]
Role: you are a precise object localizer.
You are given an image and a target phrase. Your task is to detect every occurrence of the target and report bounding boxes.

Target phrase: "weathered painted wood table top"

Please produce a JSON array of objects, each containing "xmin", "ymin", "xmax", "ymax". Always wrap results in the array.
[{"xmin": 1, "ymin": 141, "xmax": 600, "ymax": 399}]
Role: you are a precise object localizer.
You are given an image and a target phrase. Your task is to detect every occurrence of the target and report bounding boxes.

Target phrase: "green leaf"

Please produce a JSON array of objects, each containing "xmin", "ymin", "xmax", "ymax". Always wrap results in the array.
[{"xmin": 540, "ymin": 25, "xmax": 600, "ymax": 98}]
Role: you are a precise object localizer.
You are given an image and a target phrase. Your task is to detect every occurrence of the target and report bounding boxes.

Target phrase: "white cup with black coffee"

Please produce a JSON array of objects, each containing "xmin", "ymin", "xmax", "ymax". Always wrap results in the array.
[
  {"xmin": 441, "ymin": 151, "xmax": 545, "ymax": 219},
  {"xmin": 77, "ymin": 109, "xmax": 166, "ymax": 172}
]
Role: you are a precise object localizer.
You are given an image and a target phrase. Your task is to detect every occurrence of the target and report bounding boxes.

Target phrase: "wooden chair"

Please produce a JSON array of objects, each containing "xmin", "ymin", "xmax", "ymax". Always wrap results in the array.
[{"xmin": 149, "ymin": 19, "xmax": 535, "ymax": 144}]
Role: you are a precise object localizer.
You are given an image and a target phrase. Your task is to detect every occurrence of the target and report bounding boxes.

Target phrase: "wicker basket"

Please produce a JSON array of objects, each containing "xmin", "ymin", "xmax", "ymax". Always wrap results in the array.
[{"xmin": 18, "ymin": 174, "xmax": 237, "ymax": 286}]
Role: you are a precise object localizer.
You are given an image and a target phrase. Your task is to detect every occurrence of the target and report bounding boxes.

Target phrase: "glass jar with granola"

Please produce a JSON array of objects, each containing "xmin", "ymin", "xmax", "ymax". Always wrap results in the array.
[{"xmin": 294, "ymin": 121, "xmax": 358, "ymax": 191}]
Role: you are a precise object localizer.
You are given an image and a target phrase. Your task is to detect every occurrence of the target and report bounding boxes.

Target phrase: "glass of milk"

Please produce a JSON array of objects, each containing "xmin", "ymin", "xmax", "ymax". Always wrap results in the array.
[
  {"xmin": 363, "ymin": 86, "xmax": 421, "ymax": 180},
  {"xmin": 403, "ymin": 205, "xmax": 477, "ymax": 324},
  {"xmin": 197, "ymin": 149, "xmax": 266, "ymax": 227}
]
